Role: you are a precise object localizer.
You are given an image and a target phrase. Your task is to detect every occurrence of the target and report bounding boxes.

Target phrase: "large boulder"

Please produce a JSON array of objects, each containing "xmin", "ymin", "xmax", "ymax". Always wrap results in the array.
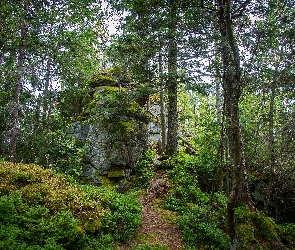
[{"xmin": 69, "ymin": 82, "xmax": 152, "ymax": 190}]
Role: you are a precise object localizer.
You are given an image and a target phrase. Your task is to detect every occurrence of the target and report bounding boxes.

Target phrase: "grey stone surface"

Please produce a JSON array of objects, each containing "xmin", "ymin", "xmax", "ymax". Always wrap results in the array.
[{"xmin": 68, "ymin": 91, "xmax": 163, "ymax": 189}]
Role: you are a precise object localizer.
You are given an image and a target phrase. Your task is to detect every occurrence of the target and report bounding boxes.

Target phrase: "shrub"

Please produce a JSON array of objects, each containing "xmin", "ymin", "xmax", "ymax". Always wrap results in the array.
[
  {"xmin": 164, "ymin": 153, "xmax": 229, "ymax": 249},
  {"xmin": 0, "ymin": 162, "xmax": 142, "ymax": 249},
  {"xmin": 176, "ymin": 205, "xmax": 230, "ymax": 250},
  {"xmin": 0, "ymin": 192, "xmax": 80, "ymax": 249},
  {"xmin": 277, "ymin": 223, "xmax": 295, "ymax": 249},
  {"xmin": 133, "ymin": 150, "xmax": 156, "ymax": 188}
]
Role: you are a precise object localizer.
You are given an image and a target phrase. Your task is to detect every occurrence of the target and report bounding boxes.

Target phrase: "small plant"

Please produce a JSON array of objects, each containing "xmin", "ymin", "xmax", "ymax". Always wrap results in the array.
[{"xmin": 133, "ymin": 150, "xmax": 156, "ymax": 188}]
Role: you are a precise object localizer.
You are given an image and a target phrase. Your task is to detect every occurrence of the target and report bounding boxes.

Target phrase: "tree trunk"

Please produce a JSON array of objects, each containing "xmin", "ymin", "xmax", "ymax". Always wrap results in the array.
[
  {"xmin": 217, "ymin": 0, "xmax": 243, "ymax": 248},
  {"xmin": 264, "ymin": 83, "xmax": 276, "ymax": 213},
  {"xmin": 158, "ymin": 45, "xmax": 166, "ymax": 154},
  {"xmin": 166, "ymin": 0, "xmax": 178, "ymax": 155},
  {"xmin": 9, "ymin": 1, "xmax": 28, "ymax": 162},
  {"xmin": 42, "ymin": 56, "xmax": 52, "ymax": 123}
]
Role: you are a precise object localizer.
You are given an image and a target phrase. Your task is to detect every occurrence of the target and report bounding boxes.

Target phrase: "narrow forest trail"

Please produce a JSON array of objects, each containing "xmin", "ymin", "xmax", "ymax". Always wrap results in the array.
[{"xmin": 119, "ymin": 171, "xmax": 184, "ymax": 250}]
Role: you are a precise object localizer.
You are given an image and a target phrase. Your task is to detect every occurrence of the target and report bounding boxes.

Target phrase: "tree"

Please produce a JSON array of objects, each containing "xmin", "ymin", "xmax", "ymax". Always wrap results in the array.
[
  {"xmin": 165, "ymin": 0, "xmax": 179, "ymax": 155},
  {"xmin": 216, "ymin": 0, "xmax": 244, "ymax": 248},
  {"xmin": 0, "ymin": 0, "xmax": 102, "ymax": 162}
]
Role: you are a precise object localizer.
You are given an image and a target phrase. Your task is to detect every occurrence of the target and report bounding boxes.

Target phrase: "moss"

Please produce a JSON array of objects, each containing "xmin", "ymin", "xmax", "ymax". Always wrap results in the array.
[
  {"xmin": 88, "ymin": 73, "xmax": 118, "ymax": 88},
  {"xmin": 237, "ymin": 224, "xmax": 262, "ymax": 250},
  {"xmin": 134, "ymin": 233, "xmax": 169, "ymax": 249},
  {"xmin": 108, "ymin": 169, "xmax": 125, "ymax": 178},
  {"xmin": 100, "ymin": 175, "xmax": 116, "ymax": 190},
  {"xmin": 93, "ymin": 86, "xmax": 120, "ymax": 99},
  {"xmin": 126, "ymin": 101, "xmax": 153, "ymax": 123},
  {"xmin": 81, "ymin": 217, "xmax": 102, "ymax": 233},
  {"xmin": 250, "ymin": 211, "xmax": 279, "ymax": 242},
  {"xmin": 116, "ymin": 120, "xmax": 136, "ymax": 134},
  {"xmin": 0, "ymin": 162, "xmax": 106, "ymax": 232},
  {"xmin": 160, "ymin": 208, "xmax": 178, "ymax": 224},
  {"xmin": 277, "ymin": 223, "xmax": 295, "ymax": 248}
]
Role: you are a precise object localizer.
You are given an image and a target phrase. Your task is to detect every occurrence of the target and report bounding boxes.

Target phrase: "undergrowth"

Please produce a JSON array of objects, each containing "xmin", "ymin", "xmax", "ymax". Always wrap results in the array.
[
  {"xmin": 163, "ymin": 152, "xmax": 295, "ymax": 250},
  {"xmin": 0, "ymin": 162, "xmax": 142, "ymax": 249}
]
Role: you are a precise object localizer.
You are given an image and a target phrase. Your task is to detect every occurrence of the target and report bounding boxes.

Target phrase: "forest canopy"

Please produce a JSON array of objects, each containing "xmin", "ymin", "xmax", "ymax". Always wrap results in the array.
[{"xmin": 0, "ymin": 0, "xmax": 295, "ymax": 249}]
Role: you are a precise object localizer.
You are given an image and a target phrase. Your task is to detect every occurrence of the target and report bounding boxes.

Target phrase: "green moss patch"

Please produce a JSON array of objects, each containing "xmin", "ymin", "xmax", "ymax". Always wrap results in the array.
[
  {"xmin": 88, "ymin": 73, "xmax": 118, "ymax": 88},
  {"xmin": 108, "ymin": 169, "xmax": 125, "ymax": 178},
  {"xmin": 0, "ymin": 162, "xmax": 142, "ymax": 249}
]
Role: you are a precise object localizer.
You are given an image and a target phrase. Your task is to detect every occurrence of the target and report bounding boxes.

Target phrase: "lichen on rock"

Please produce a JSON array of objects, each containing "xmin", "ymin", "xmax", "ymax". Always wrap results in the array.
[{"xmin": 70, "ymin": 73, "xmax": 152, "ymax": 190}]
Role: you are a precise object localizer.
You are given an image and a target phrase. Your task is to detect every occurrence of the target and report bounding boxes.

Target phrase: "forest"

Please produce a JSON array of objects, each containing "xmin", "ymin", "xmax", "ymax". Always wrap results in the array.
[{"xmin": 0, "ymin": 0, "xmax": 295, "ymax": 249}]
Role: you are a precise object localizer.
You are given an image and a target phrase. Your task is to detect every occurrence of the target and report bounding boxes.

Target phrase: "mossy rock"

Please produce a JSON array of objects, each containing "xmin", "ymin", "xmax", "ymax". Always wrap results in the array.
[
  {"xmin": 88, "ymin": 73, "xmax": 118, "ymax": 88},
  {"xmin": 93, "ymin": 86, "xmax": 120, "ymax": 98},
  {"xmin": 108, "ymin": 169, "xmax": 125, "ymax": 178},
  {"xmin": 100, "ymin": 175, "xmax": 116, "ymax": 190},
  {"xmin": 250, "ymin": 211, "xmax": 279, "ymax": 242},
  {"xmin": 126, "ymin": 101, "xmax": 153, "ymax": 123},
  {"xmin": 237, "ymin": 223, "xmax": 262, "ymax": 250},
  {"xmin": 114, "ymin": 120, "xmax": 137, "ymax": 135}
]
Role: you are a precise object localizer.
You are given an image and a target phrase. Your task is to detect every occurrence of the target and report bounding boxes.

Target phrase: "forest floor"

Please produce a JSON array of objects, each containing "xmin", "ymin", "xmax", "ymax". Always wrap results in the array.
[{"xmin": 119, "ymin": 170, "xmax": 184, "ymax": 250}]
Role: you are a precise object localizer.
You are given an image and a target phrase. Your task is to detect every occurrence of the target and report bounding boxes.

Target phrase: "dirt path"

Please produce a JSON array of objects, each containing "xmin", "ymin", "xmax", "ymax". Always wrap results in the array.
[{"xmin": 120, "ymin": 172, "xmax": 184, "ymax": 250}]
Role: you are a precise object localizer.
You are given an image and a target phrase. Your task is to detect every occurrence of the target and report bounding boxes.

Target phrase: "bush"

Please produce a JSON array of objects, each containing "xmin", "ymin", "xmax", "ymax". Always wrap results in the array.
[
  {"xmin": 277, "ymin": 223, "xmax": 295, "ymax": 249},
  {"xmin": 0, "ymin": 192, "xmax": 80, "ymax": 249},
  {"xmin": 133, "ymin": 149, "xmax": 156, "ymax": 188},
  {"xmin": 163, "ymin": 153, "xmax": 229, "ymax": 249},
  {"xmin": 234, "ymin": 206, "xmax": 293, "ymax": 249},
  {"xmin": 34, "ymin": 129, "xmax": 85, "ymax": 178},
  {"xmin": 0, "ymin": 162, "xmax": 142, "ymax": 249}
]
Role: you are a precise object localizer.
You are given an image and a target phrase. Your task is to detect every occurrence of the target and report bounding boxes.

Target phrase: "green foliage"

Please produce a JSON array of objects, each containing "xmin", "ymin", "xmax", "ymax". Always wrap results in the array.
[
  {"xmin": 58, "ymin": 87, "xmax": 92, "ymax": 123},
  {"xmin": 0, "ymin": 162, "xmax": 142, "ymax": 249},
  {"xmin": 0, "ymin": 193, "xmax": 80, "ymax": 249},
  {"xmin": 92, "ymin": 87, "xmax": 151, "ymax": 125},
  {"xmin": 164, "ymin": 153, "xmax": 229, "ymax": 249},
  {"xmin": 33, "ymin": 129, "xmax": 85, "ymax": 178},
  {"xmin": 165, "ymin": 151, "xmax": 217, "ymax": 193},
  {"xmin": 178, "ymin": 213, "xmax": 230, "ymax": 250},
  {"xmin": 88, "ymin": 73, "xmax": 118, "ymax": 88},
  {"xmin": 234, "ymin": 206, "xmax": 295, "ymax": 249},
  {"xmin": 132, "ymin": 245, "xmax": 168, "ymax": 250},
  {"xmin": 236, "ymin": 224, "xmax": 261, "ymax": 250},
  {"xmin": 99, "ymin": 188, "xmax": 142, "ymax": 240},
  {"xmin": 250, "ymin": 211, "xmax": 279, "ymax": 242},
  {"xmin": 133, "ymin": 149, "xmax": 156, "ymax": 188},
  {"xmin": 277, "ymin": 223, "xmax": 295, "ymax": 249}
]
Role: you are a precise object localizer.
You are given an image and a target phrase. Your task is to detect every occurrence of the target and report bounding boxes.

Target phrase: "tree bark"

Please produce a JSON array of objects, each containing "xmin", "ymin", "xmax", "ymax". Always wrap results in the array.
[
  {"xmin": 9, "ymin": 1, "xmax": 28, "ymax": 162},
  {"xmin": 158, "ymin": 44, "xmax": 166, "ymax": 154},
  {"xmin": 166, "ymin": 0, "xmax": 178, "ymax": 155},
  {"xmin": 217, "ymin": 0, "xmax": 243, "ymax": 248},
  {"xmin": 264, "ymin": 83, "xmax": 276, "ymax": 213}
]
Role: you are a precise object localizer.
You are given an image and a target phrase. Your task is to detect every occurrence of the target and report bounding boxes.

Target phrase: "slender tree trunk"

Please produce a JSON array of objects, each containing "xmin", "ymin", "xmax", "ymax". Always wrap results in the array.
[
  {"xmin": 9, "ymin": 1, "xmax": 28, "ymax": 162},
  {"xmin": 166, "ymin": 0, "xmax": 178, "ymax": 155},
  {"xmin": 216, "ymin": 77, "xmax": 222, "ymax": 122},
  {"xmin": 241, "ymin": 137, "xmax": 256, "ymax": 212},
  {"xmin": 264, "ymin": 83, "xmax": 276, "ymax": 213},
  {"xmin": 158, "ymin": 46, "xmax": 166, "ymax": 153},
  {"xmin": 217, "ymin": 0, "xmax": 243, "ymax": 248},
  {"xmin": 43, "ymin": 56, "xmax": 51, "ymax": 123}
]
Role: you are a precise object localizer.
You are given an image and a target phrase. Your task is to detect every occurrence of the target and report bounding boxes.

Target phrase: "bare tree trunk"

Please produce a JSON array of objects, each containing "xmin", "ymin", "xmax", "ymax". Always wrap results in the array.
[
  {"xmin": 216, "ymin": 77, "xmax": 222, "ymax": 122},
  {"xmin": 158, "ymin": 45, "xmax": 166, "ymax": 154},
  {"xmin": 217, "ymin": 0, "xmax": 243, "ymax": 248},
  {"xmin": 166, "ymin": 0, "xmax": 178, "ymax": 155},
  {"xmin": 264, "ymin": 83, "xmax": 276, "ymax": 213},
  {"xmin": 9, "ymin": 1, "xmax": 28, "ymax": 162},
  {"xmin": 43, "ymin": 56, "xmax": 51, "ymax": 123}
]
